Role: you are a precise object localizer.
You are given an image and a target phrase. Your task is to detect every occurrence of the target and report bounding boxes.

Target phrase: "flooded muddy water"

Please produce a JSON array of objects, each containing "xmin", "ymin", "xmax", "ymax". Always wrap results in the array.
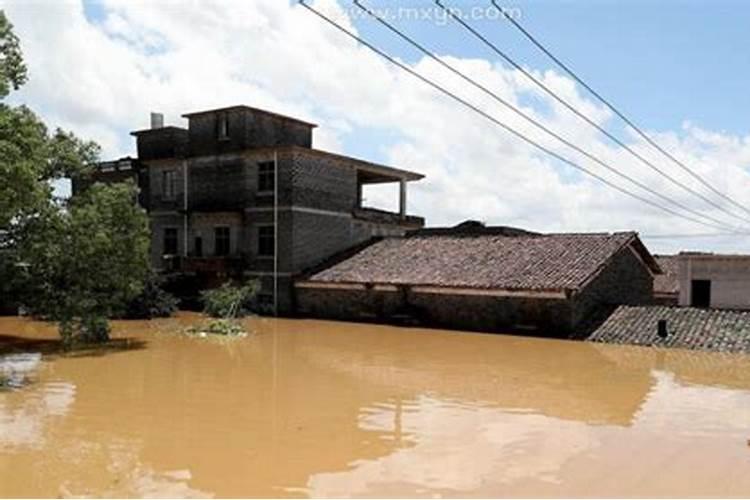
[{"xmin": 1, "ymin": 313, "xmax": 749, "ymax": 498}]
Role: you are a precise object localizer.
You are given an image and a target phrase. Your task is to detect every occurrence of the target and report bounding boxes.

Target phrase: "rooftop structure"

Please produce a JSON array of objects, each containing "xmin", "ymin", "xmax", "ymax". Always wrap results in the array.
[
  {"xmin": 589, "ymin": 305, "xmax": 750, "ymax": 353},
  {"xmin": 296, "ymin": 228, "xmax": 660, "ymax": 334}
]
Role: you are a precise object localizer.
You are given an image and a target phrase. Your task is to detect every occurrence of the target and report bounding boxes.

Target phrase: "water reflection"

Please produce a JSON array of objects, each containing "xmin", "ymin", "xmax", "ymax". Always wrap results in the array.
[{"xmin": 0, "ymin": 314, "xmax": 749, "ymax": 497}]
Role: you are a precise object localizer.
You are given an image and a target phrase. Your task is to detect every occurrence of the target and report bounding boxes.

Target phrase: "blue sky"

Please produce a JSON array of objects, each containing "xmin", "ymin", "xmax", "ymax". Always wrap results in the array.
[
  {"xmin": 347, "ymin": 0, "xmax": 750, "ymax": 135},
  {"xmin": 8, "ymin": 0, "xmax": 750, "ymax": 252}
]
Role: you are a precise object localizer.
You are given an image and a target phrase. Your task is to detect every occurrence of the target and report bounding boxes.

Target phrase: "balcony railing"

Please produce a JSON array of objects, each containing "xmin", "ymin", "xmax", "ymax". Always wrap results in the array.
[
  {"xmin": 353, "ymin": 207, "xmax": 424, "ymax": 227},
  {"xmin": 162, "ymin": 255, "xmax": 245, "ymax": 273}
]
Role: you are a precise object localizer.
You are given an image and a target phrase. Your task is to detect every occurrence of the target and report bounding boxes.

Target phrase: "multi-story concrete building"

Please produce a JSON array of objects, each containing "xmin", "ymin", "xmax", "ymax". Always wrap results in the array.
[{"xmin": 78, "ymin": 105, "xmax": 424, "ymax": 312}]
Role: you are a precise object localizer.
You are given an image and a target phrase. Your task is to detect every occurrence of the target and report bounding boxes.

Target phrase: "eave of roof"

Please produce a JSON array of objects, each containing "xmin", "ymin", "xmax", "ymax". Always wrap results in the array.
[
  {"xmin": 130, "ymin": 126, "xmax": 188, "ymax": 137},
  {"xmin": 293, "ymin": 147, "xmax": 424, "ymax": 182},
  {"xmin": 181, "ymin": 105, "xmax": 318, "ymax": 128}
]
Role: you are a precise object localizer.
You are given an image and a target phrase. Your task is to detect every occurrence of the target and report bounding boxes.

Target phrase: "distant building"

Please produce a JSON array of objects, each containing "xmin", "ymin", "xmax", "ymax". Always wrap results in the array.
[
  {"xmin": 653, "ymin": 254, "xmax": 679, "ymax": 305},
  {"xmin": 295, "ymin": 225, "xmax": 661, "ymax": 335},
  {"xmin": 74, "ymin": 105, "xmax": 424, "ymax": 312},
  {"xmin": 677, "ymin": 252, "xmax": 750, "ymax": 310}
]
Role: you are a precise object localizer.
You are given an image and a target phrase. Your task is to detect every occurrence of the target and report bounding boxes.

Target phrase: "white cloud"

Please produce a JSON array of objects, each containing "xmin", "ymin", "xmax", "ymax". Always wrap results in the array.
[{"xmin": 3, "ymin": 0, "xmax": 750, "ymax": 253}]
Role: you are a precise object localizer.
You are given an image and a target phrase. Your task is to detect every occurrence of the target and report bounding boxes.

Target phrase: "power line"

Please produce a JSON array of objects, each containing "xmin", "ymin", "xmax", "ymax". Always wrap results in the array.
[
  {"xmin": 490, "ymin": 0, "xmax": 750, "ymax": 219},
  {"xmin": 642, "ymin": 232, "xmax": 749, "ymax": 239},
  {"xmin": 298, "ymin": 1, "xmax": 744, "ymax": 234},
  {"xmin": 433, "ymin": 0, "xmax": 750, "ymax": 227},
  {"xmin": 351, "ymin": 0, "xmax": 742, "ymax": 232}
]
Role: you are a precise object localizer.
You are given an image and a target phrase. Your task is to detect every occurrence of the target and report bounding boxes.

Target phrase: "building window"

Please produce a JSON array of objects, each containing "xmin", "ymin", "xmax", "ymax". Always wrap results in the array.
[
  {"xmin": 217, "ymin": 113, "xmax": 229, "ymax": 140},
  {"xmin": 194, "ymin": 236, "xmax": 203, "ymax": 257},
  {"xmin": 162, "ymin": 170, "xmax": 176, "ymax": 200},
  {"xmin": 163, "ymin": 227, "xmax": 178, "ymax": 256},
  {"xmin": 214, "ymin": 226, "xmax": 231, "ymax": 256},
  {"xmin": 258, "ymin": 225, "xmax": 275, "ymax": 257},
  {"xmin": 258, "ymin": 161, "xmax": 275, "ymax": 192}
]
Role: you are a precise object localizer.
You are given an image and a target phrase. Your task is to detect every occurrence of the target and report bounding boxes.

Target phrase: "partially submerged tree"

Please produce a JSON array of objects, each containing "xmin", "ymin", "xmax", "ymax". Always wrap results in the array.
[
  {"xmin": 0, "ymin": 10, "xmax": 151, "ymax": 342},
  {"xmin": 19, "ymin": 181, "xmax": 150, "ymax": 342}
]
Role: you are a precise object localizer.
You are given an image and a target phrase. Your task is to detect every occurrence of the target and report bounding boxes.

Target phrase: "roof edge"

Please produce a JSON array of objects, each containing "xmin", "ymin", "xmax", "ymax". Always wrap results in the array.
[{"xmin": 181, "ymin": 105, "xmax": 318, "ymax": 128}]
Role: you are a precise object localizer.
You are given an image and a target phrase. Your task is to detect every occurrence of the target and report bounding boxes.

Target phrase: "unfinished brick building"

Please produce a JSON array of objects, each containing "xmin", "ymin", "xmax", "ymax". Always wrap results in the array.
[{"xmin": 78, "ymin": 105, "xmax": 424, "ymax": 312}]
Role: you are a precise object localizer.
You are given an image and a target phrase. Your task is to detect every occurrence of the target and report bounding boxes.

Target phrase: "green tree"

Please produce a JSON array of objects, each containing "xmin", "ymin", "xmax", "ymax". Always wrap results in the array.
[
  {"xmin": 19, "ymin": 181, "xmax": 150, "ymax": 342},
  {"xmin": 0, "ymin": 10, "xmax": 26, "ymax": 98},
  {"xmin": 0, "ymin": 10, "xmax": 151, "ymax": 342}
]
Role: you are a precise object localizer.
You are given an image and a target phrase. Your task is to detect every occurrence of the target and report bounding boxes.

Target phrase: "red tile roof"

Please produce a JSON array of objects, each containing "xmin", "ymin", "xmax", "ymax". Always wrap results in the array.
[{"xmin": 306, "ymin": 232, "xmax": 656, "ymax": 292}]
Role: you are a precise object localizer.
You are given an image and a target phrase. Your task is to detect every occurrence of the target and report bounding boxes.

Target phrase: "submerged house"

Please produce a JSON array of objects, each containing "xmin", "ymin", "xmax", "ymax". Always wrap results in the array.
[
  {"xmin": 75, "ymin": 105, "xmax": 425, "ymax": 312},
  {"xmin": 295, "ymin": 227, "xmax": 661, "ymax": 335}
]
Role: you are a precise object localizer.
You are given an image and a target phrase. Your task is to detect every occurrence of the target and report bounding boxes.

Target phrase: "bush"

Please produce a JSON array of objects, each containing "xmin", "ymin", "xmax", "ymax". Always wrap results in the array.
[
  {"xmin": 60, "ymin": 314, "xmax": 110, "ymax": 345},
  {"xmin": 201, "ymin": 280, "xmax": 259, "ymax": 318},
  {"xmin": 124, "ymin": 272, "xmax": 178, "ymax": 319}
]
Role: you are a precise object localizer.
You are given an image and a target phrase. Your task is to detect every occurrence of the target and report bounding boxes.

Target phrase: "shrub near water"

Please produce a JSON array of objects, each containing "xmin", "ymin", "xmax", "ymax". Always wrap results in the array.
[
  {"xmin": 189, "ymin": 281, "xmax": 260, "ymax": 338},
  {"xmin": 124, "ymin": 272, "xmax": 178, "ymax": 319},
  {"xmin": 201, "ymin": 281, "xmax": 259, "ymax": 318}
]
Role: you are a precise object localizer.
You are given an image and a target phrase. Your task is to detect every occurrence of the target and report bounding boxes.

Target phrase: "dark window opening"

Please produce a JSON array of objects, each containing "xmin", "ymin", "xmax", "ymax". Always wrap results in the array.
[
  {"xmin": 217, "ymin": 113, "xmax": 229, "ymax": 140},
  {"xmin": 214, "ymin": 226, "xmax": 230, "ymax": 256},
  {"xmin": 163, "ymin": 227, "xmax": 178, "ymax": 256},
  {"xmin": 162, "ymin": 170, "xmax": 176, "ymax": 200},
  {"xmin": 258, "ymin": 161, "xmax": 275, "ymax": 192},
  {"xmin": 258, "ymin": 225, "xmax": 275, "ymax": 257},
  {"xmin": 691, "ymin": 279, "xmax": 711, "ymax": 308},
  {"xmin": 194, "ymin": 236, "xmax": 203, "ymax": 257}
]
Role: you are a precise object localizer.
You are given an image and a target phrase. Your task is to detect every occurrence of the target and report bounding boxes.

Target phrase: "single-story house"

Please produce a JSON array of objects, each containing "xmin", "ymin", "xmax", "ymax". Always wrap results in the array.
[
  {"xmin": 653, "ymin": 254, "xmax": 679, "ymax": 305},
  {"xmin": 294, "ymin": 226, "xmax": 661, "ymax": 335},
  {"xmin": 677, "ymin": 252, "xmax": 750, "ymax": 310},
  {"xmin": 589, "ymin": 305, "xmax": 750, "ymax": 353}
]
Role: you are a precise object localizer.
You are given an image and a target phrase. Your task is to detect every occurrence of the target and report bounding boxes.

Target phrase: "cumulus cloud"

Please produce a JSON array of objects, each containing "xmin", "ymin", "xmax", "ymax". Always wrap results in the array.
[{"xmin": 3, "ymin": 0, "xmax": 750, "ymax": 253}]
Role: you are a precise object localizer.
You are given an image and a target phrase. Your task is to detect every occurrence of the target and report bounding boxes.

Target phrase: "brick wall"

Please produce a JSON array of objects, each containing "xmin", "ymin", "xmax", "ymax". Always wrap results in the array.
[
  {"xmin": 187, "ymin": 109, "xmax": 312, "ymax": 157},
  {"xmin": 295, "ymin": 286, "xmax": 575, "ymax": 334},
  {"xmin": 291, "ymin": 150, "xmax": 358, "ymax": 212},
  {"xmin": 571, "ymin": 245, "xmax": 654, "ymax": 329}
]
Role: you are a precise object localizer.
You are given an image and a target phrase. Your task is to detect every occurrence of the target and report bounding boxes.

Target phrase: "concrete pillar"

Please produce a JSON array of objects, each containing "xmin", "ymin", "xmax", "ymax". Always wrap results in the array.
[{"xmin": 399, "ymin": 179, "xmax": 407, "ymax": 219}]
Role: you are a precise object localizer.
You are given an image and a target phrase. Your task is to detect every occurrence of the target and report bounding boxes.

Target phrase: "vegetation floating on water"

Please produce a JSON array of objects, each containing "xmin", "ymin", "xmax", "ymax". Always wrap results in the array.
[{"xmin": 186, "ymin": 318, "xmax": 248, "ymax": 338}]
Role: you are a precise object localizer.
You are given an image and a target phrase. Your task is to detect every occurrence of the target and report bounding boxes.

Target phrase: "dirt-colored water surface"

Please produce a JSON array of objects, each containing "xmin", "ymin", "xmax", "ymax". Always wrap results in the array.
[{"xmin": 1, "ymin": 313, "xmax": 749, "ymax": 498}]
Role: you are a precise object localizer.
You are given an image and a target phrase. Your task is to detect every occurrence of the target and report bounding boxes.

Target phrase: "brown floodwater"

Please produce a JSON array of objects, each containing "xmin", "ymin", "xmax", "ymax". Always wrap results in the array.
[{"xmin": 0, "ymin": 313, "xmax": 749, "ymax": 498}]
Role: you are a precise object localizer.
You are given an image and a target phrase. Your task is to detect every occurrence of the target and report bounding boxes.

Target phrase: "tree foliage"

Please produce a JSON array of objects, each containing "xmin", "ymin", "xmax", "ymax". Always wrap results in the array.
[
  {"xmin": 18, "ymin": 181, "xmax": 150, "ymax": 342},
  {"xmin": 0, "ymin": 10, "xmax": 26, "ymax": 98},
  {"xmin": 201, "ymin": 281, "xmax": 260, "ymax": 318},
  {"xmin": 0, "ymin": 10, "xmax": 151, "ymax": 342}
]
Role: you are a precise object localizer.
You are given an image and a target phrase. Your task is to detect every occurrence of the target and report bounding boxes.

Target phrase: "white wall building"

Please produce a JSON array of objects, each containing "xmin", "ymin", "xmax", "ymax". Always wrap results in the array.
[{"xmin": 678, "ymin": 253, "xmax": 750, "ymax": 309}]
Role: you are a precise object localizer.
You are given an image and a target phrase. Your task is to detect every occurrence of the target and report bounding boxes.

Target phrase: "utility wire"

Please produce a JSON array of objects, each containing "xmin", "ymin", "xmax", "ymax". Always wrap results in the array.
[
  {"xmin": 434, "ymin": 0, "xmax": 750, "ymax": 227},
  {"xmin": 642, "ymin": 232, "xmax": 746, "ymax": 239},
  {"xmin": 298, "ymin": 0, "xmax": 745, "ymax": 234},
  {"xmin": 491, "ymin": 0, "xmax": 750, "ymax": 219},
  {"xmin": 351, "ymin": 0, "xmax": 741, "ymax": 232}
]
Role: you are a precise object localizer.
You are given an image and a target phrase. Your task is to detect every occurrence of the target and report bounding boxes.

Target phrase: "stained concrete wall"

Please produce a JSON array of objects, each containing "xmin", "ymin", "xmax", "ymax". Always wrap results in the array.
[
  {"xmin": 678, "ymin": 255, "xmax": 750, "ymax": 309},
  {"xmin": 294, "ymin": 286, "xmax": 575, "ymax": 335}
]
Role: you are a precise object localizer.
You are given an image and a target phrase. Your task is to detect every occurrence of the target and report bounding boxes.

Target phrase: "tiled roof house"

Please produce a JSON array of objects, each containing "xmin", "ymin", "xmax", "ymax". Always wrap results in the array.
[
  {"xmin": 589, "ymin": 305, "xmax": 750, "ymax": 353},
  {"xmin": 295, "ymin": 228, "xmax": 661, "ymax": 335}
]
